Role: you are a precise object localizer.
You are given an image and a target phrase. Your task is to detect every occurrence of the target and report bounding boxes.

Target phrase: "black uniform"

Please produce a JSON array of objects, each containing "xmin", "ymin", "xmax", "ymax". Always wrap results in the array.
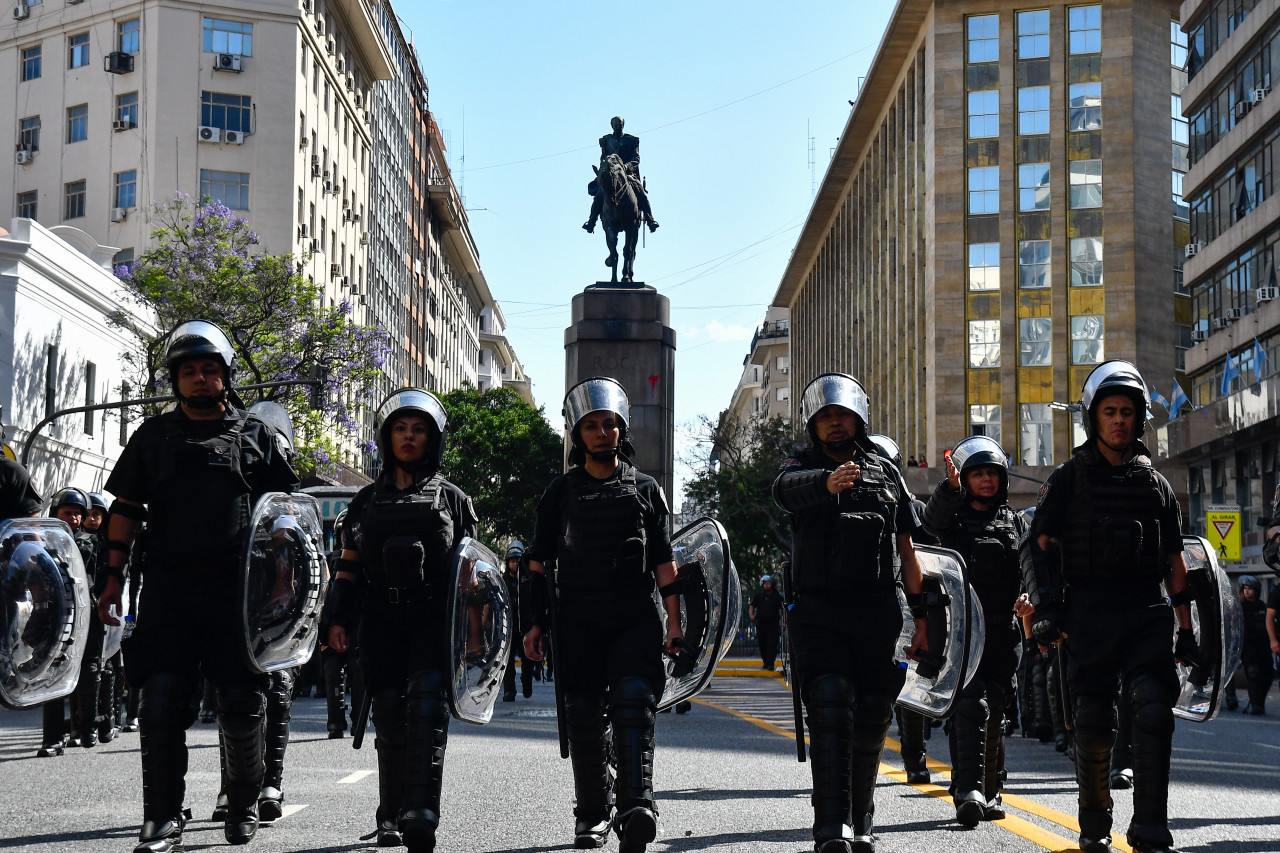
[
  {"xmin": 921, "ymin": 479, "xmax": 1024, "ymax": 819},
  {"xmin": 0, "ymin": 458, "xmax": 41, "ymax": 519},
  {"xmin": 1025, "ymin": 439, "xmax": 1184, "ymax": 849},
  {"xmin": 526, "ymin": 461, "xmax": 674, "ymax": 833},
  {"xmin": 502, "ymin": 560, "xmax": 535, "ymax": 700},
  {"xmin": 1240, "ymin": 595, "xmax": 1273, "ymax": 712},
  {"xmin": 339, "ymin": 468, "xmax": 477, "ymax": 845},
  {"xmin": 105, "ymin": 404, "xmax": 298, "ymax": 840},
  {"xmin": 773, "ymin": 440, "xmax": 916, "ymax": 848},
  {"xmin": 751, "ymin": 585, "xmax": 784, "ymax": 669}
]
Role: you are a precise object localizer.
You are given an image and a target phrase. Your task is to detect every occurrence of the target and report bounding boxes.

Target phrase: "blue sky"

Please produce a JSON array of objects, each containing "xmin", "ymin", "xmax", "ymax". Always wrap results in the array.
[{"xmin": 397, "ymin": 0, "xmax": 897, "ymax": 503}]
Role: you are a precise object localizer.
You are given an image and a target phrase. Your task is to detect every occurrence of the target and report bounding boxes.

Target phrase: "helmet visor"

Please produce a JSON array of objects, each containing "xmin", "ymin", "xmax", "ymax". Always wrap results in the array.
[
  {"xmin": 801, "ymin": 373, "xmax": 869, "ymax": 428},
  {"xmin": 564, "ymin": 377, "xmax": 630, "ymax": 434}
]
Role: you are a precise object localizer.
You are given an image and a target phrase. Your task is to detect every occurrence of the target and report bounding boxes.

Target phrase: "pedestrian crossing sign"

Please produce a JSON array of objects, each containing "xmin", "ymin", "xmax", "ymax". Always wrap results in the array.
[
  {"xmin": 1205, "ymin": 505, "xmax": 1241, "ymax": 561},
  {"xmin": 1, "ymin": 443, "xmax": 13, "ymax": 461}
]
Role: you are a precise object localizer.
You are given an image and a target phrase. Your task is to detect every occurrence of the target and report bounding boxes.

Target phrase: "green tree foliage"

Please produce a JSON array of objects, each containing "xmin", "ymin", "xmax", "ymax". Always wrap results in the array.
[
  {"xmin": 109, "ymin": 196, "xmax": 389, "ymax": 476},
  {"xmin": 439, "ymin": 384, "xmax": 563, "ymax": 548},
  {"xmin": 682, "ymin": 414, "xmax": 801, "ymax": 593}
]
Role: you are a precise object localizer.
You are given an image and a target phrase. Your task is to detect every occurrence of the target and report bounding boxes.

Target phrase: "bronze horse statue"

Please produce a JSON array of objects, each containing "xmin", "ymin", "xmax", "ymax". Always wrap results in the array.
[{"xmin": 591, "ymin": 153, "xmax": 641, "ymax": 284}]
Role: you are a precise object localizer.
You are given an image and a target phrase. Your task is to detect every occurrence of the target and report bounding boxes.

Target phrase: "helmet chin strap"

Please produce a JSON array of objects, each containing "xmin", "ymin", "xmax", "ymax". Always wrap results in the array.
[
  {"xmin": 588, "ymin": 447, "xmax": 619, "ymax": 462},
  {"xmin": 823, "ymin": 437, "xmax": 856, "ymax": 452}
]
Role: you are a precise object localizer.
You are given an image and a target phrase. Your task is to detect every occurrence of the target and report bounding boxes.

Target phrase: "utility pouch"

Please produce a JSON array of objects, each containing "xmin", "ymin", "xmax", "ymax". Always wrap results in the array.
[
  {"xmin": 614, "ymin": 535, "xmax": 647, "ymax": 575},
  {"xmin": 1098, "ymin": 517, "xmax": 1144, "ymax": 566},
  {"xmin": 836, "ymin": 511, "xmax": 885, "ymax": 557},
  {"xmin": 383, "ymin": 536, "xmax": 426, "ymax": 589},
  {"xmin": 971, "ymin": 538, "xmax": 1005, "ymax": 565}
]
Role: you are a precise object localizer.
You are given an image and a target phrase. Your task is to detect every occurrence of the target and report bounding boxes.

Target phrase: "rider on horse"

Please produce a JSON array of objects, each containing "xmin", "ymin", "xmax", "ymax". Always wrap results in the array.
[{"xmin": 583, "ymin": 116, "xmax": 659, "ymax": 234}]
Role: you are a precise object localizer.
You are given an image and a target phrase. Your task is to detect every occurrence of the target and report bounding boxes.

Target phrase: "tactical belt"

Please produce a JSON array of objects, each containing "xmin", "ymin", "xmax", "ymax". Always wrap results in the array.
[
  {"xmin": 1064, "ymin": 580, "xmax": 1165, "ymax": 609},
  {"xmin": 378, "ymin": 583, "xmax": 433, "ymax": 605}
]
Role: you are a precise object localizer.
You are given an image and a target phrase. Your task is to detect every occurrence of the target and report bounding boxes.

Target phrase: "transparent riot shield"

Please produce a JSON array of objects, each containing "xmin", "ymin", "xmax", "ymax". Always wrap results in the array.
[
  {"xmin": 895, "ymin": 544, "xmax": 983, "ymax": 719},
  {"xmin": 448, "ymin": 538, "xmax": 512, "ymax": 724},
  {"xmin": 654, "ymin": 518, "xmax": 738, "ymax": 711},
  {"xmin": 1173, "ymin": 536, "xmax": 1243, "ymax": 722},
  {"xmin": 0, "ymin": 519, "xmax": 91, "ymax": 709},
  {"xmin": 240, "ymin": 493, "xmax": 326, "ymax": 674}
]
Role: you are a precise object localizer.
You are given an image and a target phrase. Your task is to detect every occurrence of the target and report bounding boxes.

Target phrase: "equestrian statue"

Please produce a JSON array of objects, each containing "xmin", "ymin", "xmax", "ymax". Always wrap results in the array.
[{"xmin": 583, "ymin": 116, "xmax": 659, "ymax": 284}]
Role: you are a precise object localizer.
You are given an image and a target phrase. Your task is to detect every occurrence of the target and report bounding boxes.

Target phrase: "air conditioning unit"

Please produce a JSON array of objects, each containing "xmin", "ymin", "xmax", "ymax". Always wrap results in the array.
[
  {"xmin": 299, "ymin": 224, "xmax": 309, "ymax": 239},
  {"xmin": 314, "ymin": 19, "xmax": 324, "ymax": 36},
  {"xmin": 341, "ymin": 276, "xmax": 349, "ymax": 288},
  {"xmin": 223, "ymin": 129, "xmax": 244, "ymax": 144},
  {"xmin": 351, "ymin": 211, "xmax": 361, "ymax": 223},
  {"xmin": 354, "ymin": 94, "xmax": 363, "ymax": 108},
  {"xmin": 336, "ymin": 57, "xmax": 345, "ymax": 73},
  {"xmin": 331, "ymin": 183, "xmax": 341, "ymax": 196},
  {"xmin": 323, "ymin": 180, "xmax": 332, "ymax": 193},
  {"xmin": 309, "ymin": 238, "xmax": 320, "ymax": 253},
  {"xmin": 1227, "ymin": 307, "xmax": 1245, "ymax": 319},
  {"xmin": 1191, "ymin": 328, "xmax": 1209, "ymax": 342},
  {"xmin": 310, "ymin": 154, "xmax": 320, "ymax": 166},
  {"xmin": 359, "ymin": 232, "xmax": 368, "ymax": 246},
  {"xmin": 1252, "ymin": 87, "xmax": 1268, "ymax": 104},
  {"xmin": 322, "ymin": 170, "xmax": 331, "ymax": 182},
  {"xmin": 111, "ymin": 207, "xmax": 128, "ymax": 222},
  {"xmin": 1185, "ymin": 242, "xmax": 1203, "ymax": 258},
  {"xmin": 329, "ymin": 263, "xmax": 341, "ymax": 278},
  {"xmin": 346, "ymin": 76, "xmax": 354, "ymax": 92},
  {"xmin": 310, "ymin": 163, "xmax": 321, "ymax": 178},
  {"xmin": 1213, "ymin": 317, "xmax": 1232, "ymax": 329},
  {"xmin": 342, "ymin": 196, "xmax": 350, "ymax": 208},
  {"xmin": 112, "ymin": 119, "xmax": 133, "ymax": 132},
  {"xmin": 104, "ymin": 51, "xmax": 134, "ymax": 74},
  {"xmin": 12, "ymin": 5, "xmax": 29, "ymax": 21},
  {"xmin": 215, "ymin": 53, "xmax": 242, "ymax": 72},
  {"xmin": 326, "ymin": 38, "xmax": 335, "ymax": 55},
  {"xmin": 1258, "ymin": 286, "xmax": 1278, "ymax": 303},
  {"xmin": 198, "ymin": 125, "xmax": 221, "ymax": 143},
  {"xmin": 342, "ymin": 208, "xmax": 352, "ymax": 222},
  {"xmin": 1235, "ymin": 100, "xmax": 1252, "ymax": 120},
  {"xmin": 302, "ymin": 0, "xmax": 312, "ymax": 10},
  {"xmin": 299, "ymin": 135, "xmax": 308, "ymax": 147},
  {"xmin": 15, "ymin": 149, "xmax": 32, "ymax": 165}
]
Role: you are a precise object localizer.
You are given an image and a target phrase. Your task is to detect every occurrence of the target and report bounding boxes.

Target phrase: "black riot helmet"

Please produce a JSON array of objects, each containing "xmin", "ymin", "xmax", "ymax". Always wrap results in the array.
[
  {"xmin": 374, "ymin": 387, "xmax": 448, "ymax": 477},
  {"xmin": 563, "ymin": 377, "xmax": 634, "ymax": 465},
  {"xmin": 505, "ymin": 539, "xmax": 525, "ymax": 562},
  {"xmin": 51, "ymin": 487, "xmax": 90, "ymax": 514},
  {"xmin": 869, "ymin": 434, "xmax": 903, "ymax": 470},
  {"xmin": 949, "ymin": 435, "xmax": 1011, "ymax": 503},
  {"xmin": 800, "ymin": 373, "xmax": 869, "ymax": 449},
  {"xmin": 164, "ymin": 320, "xmax": 236, "ymax": 409},
  {"xmin": 1080, "ymin": 359, "xmax": 1150, "ymax": 441},
  {"xmin": 87, "ymin": 492, "xmax": 108, "ymax": 513},
  {"xmin": 1239, "ymin": 574, "xmax": 1262, "ymax": 593}
]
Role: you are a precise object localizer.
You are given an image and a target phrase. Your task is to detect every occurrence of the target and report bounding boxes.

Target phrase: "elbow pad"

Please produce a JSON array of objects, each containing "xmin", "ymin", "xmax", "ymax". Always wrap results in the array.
[
  {"xmin": 322, "ymin": 576, "xmax": 362, "ymax": 631},
  {"xmin": 1020, "ymin": 537, "xmax": 1062, "ymax": 607},
  {"xmin": 772, "ymin": 468, "xmax": 831, "ymax": 513}
]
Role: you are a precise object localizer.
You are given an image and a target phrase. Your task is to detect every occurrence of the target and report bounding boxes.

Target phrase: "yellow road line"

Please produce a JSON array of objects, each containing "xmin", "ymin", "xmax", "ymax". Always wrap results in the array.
[{"xmin": 693, "ymin": 694, "xmax": 1134, "ymax": 853}]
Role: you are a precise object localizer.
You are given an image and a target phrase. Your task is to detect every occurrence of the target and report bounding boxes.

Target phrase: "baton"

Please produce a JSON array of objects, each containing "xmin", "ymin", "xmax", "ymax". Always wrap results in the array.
[
  {"xmin": 1055, "ymin": 639, "xmax": 1073, "ymax": 732},
  {"xmin": 545, "ymin": 566, "xmax": 570, "ymax": 759},
  {"xmin": 786, "ymin": 617, "xmax": 806, "ymax": 762},
  {"xmin": 351, "ymin": 684, "xmax": 373, "ymax": 749}
]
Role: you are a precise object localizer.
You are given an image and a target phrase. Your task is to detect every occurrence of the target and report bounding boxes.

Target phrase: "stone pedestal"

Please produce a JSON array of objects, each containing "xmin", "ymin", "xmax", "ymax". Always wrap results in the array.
[{"xmin": 564, "ymin": 284, "xmax": 676, "ymax": 503}]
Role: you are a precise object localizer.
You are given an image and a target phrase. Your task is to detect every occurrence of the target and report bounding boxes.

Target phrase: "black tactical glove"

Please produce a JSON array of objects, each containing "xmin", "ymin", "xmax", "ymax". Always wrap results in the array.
[
  {"xmin": 1022, "ymin": 636, "xmax": 1039, "ymax": 658},
  {"xmin": 1174, "ymin": 627, "xmax": 1203, "ymax": 668},
  {"xmin": 1030, "ymin": 602, "xmax": 1061, "ymax": 645},
  {"xmin": 1263, "ymin": 528, "xmax": 1280, "ymax": 576}
]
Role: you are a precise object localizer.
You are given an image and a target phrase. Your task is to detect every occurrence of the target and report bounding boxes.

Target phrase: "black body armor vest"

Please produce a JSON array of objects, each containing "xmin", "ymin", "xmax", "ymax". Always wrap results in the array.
[
  {"xmin": 146, "ymin": 413, "xmax": 252, "ymax": 565},
  {"xmin": 942, "ymin": 505, "xmax": 1022, "ymax": 617},
  {"xmin": 1061, "ymin": 452, "xmax": 1166, "ymax": 581},
  {"xmin": 355, "ymin": 474, "xmax": 454, "ymax": 602},
  {"xmin": 793, "ymin": 450, "xmax": 900, "ymax": 594},
  {"xmin": 557, "ymin": 464, "xmax": 650, "ymax": 594}
]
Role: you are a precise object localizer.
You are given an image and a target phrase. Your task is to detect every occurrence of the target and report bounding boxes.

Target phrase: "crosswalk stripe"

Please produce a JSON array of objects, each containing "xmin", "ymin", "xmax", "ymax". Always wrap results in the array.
[{"xmin": 337, "ymin": 770, "xmax": 374, "ymax": 784}]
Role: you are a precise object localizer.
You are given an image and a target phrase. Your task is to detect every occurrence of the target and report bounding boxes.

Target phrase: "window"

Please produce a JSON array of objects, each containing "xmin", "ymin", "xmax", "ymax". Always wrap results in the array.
[
  {"xmin": 1068, "ymin": 83, "xmax": 1101, "ymax": 131},
  {"xmin": 969, "ymin": 166, "xmax": 1000, "ymax": 214},
  {"xmin": 970, "ymin": 405, "xmax": 1001, "ymax": 447},
  {"xmin": 200, "ymin": 169, "xmax": 250, "ymax": 210},
  {"xmin": 1172, "ymin": 171, "xmax": 1188, "ymax": 220},
  {"xmin": 114, "ymin": 170, "xmax": 137, "ymax": 209},
  {"xmin": 201, "ymin": 92, "xmax": 252, "ymax": 133},
  {"xmin": 45, "ymin": 345, "xmax": 59, "ymax": 418},
  {"xmin": 64, "ymin": 180, "xmax": 86, "ymax": 220},
  {"xmin": 21, "ymin": 46, "xmax": 41, "ymax": 82},
  {"xmin": 969, "ymin": 320, "xmax": 1001, "ymax": 368},
  {"xmin": 1020, "ymin": 403, "xmax": 1053, "ymax": 466},
  {"xmin": 118, "ymin": 19, "xmax": 140, "ymax": 55},
  {"xmin": 66, "ymin": 104, "xmax": 88, "ymax": 143},
  {"xmin": 113, "ymin": 247, "xmax": 135, "ymax": 274},
  {"xmin": 1017, "ymin": 10, "xmax": 1050, "ymax": 58},
  {"xmin": 1019, "ymin": 318, "xmax": 1053, "ymax": 365},
  {"xmin": 968, "ymin": 90, "xmax": 999, "ymax": 138},
  {"xmin": 1071, "ymin": 315, "xmax": 1104, "ymax": 364},
  {"xmin": 68, "ymin": 33, "xmax": 90, "ymax": 69},
  {"xmin": 19, "ymin": 116, "xmax": 40, "ymax": 152},
  {"xmin": 203, "ymin": 18, "xmax": 253, "ymax": 56},
  {"xmin": 1018, "ymin": 86, "xmax": 1050, "ymax": 136},
  {"xmin": 1171, "ymin": 95, "xmax": 1188, "ymax": 145},
  {"xmin": 1069, "ymin": 159, "xmax": 1102, "ymax": 208},
  {"xmin": 968, "ymin": 15, "xmax": 999, "ymax": 63},
  {"xmin": 1019, "ymin": 163, "xmax": 1050, "ymax": 211},
  {"xmin": 1019, "ymin": 240, "xmax": 1051, "ymax": 288},
  {"xmin": 969, "ymin": 242, "xmax": 1000, "ymax": 290},
  {"xmin": 83, "ymin": 362, "xmax": 96, "ymax": 435},
  {"xmin": 1068, "ymin": 5, "xmax": 1102, "ymax": 55},
  {"xmin": 116, "ymin": 92, "xmax": 138, "ymax": 127},
  {"xmin": 1070, "ymin": 237, "xmax": 1103, "ymax": 286},
  {"xmin": 16, "ymin": 191, "xmax": 37, "ymax": 219}
]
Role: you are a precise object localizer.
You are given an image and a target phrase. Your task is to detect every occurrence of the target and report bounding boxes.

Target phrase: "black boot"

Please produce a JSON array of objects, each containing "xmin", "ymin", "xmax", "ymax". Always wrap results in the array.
[
  {"xmin": 610, "ymin": 678, "xmax": 657, "ymax": 853},
  {"xmin": 848, "ymin": 691, "xmax": 893, "ymax": 853},
  {"xmin": 212, "ymin": 728, "xmax": 229, "ymax": 821},
  {"xmin": 805, "ymin": 675, "xmax": 856, "ymax": 851},
  {"xmin": 983, "ymin": 684, "xmax": 1009, "ymax": 820},
  {"xmin": 323, "ymin": 650, "xmax": 349, "ymax": 738},
  {"xmin": 896, "ymin": 708, "xmax": 930, "ymax": 784},
  {"xmin": 1073, "ymin": 694, "xmax": 1117, "ymax": 851},
  {"xmin": 136, "ymin": 673, "xmax": 196, "ymax": 853},
  {"xmin": 259, "ymin": 669, "xmax": 295, "ymax": 824},
  {"xmin": 38, "ymin": 699, "xmax": 66, "ymax": 757},
  {"xmin": 1126, "ymin": 674, "xmax": 1176, "ymax": 853},
  {"xmin": 217, "ymin": 683, "xmax": 266, "ymax": 845},
  {"xmin": 566, "ymin": 692, "xmax": 612, "ymax": 848},
  {"xmin": 134, "ymin": 818, "xmax": 184, "ymax": 853},
  {"xmin": 947, "ymin": 691, "xmax": 987, "ymax": 827},
  {"xmin": 372, "ymin": 688, "xmax": 407, "ymax": 847},
  {"xmin": 401, "ymin": 671, "xmax": 449, "ymax": 853}
]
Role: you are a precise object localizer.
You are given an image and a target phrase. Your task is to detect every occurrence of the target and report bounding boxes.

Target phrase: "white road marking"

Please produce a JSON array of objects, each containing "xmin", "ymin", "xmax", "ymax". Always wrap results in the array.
[
  {"xmin": 281, "ymin": 804, "xmax": 308, "ymax": 819},
  {"xmin": 338, "ymin": 770, "xmax": 374, "ymax": 784}
]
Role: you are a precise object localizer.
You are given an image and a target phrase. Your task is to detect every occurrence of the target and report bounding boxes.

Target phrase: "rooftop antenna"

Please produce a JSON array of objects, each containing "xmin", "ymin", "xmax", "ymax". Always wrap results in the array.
[{"xmin": 807, "ymin": 120, "xmax": 816, "ymax": 198}]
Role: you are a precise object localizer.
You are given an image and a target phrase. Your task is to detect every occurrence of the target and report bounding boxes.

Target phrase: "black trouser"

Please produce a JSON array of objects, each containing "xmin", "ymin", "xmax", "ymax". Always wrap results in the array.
[
  {"xmin": 948, "ymin": 620, "xmax": 1017, "ymax": 800},
  {"xmin": 502, "ymin": 638, "xmax": 535, "ymax": 697},
  {"xmin": 790, "ymin": 588, "xmax": 906, "ymax": 844},
  {"xmin": 896, "ymin": 707, "xmax": 929, "ymax": 774},
  {"xmin": 73, "ymin": 617, "xmax": 106, "ymax": 742},
  {"xmin": 1242, "ymin": 650, "xmax": 1274, "ymax": 710},
  {"xmin": 1065, "ymin": 596, "xmax": 1179, "ymax": 848},
  {"xmin": 323, "ymin": 645, "xmax": 363, "ymax": 734},
  {"xmin": 758, "ymin": 625, "xmax": 780, "ymax": 669}
]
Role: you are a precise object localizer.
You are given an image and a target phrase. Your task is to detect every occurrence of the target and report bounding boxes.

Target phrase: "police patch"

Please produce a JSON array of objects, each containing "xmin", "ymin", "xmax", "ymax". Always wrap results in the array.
[{"xmin": 1036, "ymin": 481, "xmax": 1050, "ymax": 507}]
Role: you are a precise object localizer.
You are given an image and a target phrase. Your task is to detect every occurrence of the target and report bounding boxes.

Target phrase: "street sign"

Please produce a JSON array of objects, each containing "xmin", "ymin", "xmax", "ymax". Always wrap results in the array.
[{"xmin": 1205, "ymin": 505, "xmax": 1242, "ymax": 561}]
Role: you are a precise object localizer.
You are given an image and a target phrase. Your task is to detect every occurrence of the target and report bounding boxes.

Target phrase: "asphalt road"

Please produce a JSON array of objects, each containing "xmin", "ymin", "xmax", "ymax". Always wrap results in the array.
[{"xmin": 1, "ymin": 673, "xmax": 1276, "ymax": 853}]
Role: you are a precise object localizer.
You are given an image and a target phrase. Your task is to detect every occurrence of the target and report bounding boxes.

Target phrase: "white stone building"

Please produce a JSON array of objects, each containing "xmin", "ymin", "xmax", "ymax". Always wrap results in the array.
[{"xmin": 478, "ymin": 303, "xmax": 534, "ymax": 405}]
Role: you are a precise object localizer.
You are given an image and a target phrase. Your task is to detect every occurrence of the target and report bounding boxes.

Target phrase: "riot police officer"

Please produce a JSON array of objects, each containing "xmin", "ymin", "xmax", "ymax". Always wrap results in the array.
[
  {"xmin": 322, "ymin": 508, "xmax": 364, "ymax": 738},
  {"xmin": 522, "ymin": 377, "xmax": 683, "ymax": 853},
  {"xmin": 325, "ymin": 388, "xmax": 478, "ymax": 853},
  {"xmin": 922, "ymin": 437, "xmax": 1024, "ymax": 825},
  {"xmin": 97, "ymin": 320, "xmax": 299, "ymax": 853},
  {"xmin": 1022, "ymin": 360, "xmax": 1198, "ymax": 853},
  {"xmin": 773, "ymin": 374, "xmax": 927, "ymax": 853},
  {"xmin": 0, "ymin": 420, "xmax": 41, "ymax": 521},
  {"xmin": 1236, "ymin": 574, "xmax": 1273, "ymax": 714},
  {"xmin": 501, "ymin": 540, "xmax": 534, "ymax": 701}
]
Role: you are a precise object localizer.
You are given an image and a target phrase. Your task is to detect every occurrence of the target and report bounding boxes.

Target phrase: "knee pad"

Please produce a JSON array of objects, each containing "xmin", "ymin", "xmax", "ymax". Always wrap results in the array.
[
  {"xmin": 954, "ymin": 694, "xmax": 988, "ymax": 723},
  {"xmin": 407, "ymin": 670, "xmax": 448, "ymax": 700},
  {"xmin": 216, "ymin": 685, "xmax": 265, "ymax": 736},
  {"xmin": 139, "ymin": 673, "xmax": 196, "ymax": 732},
  {"xmin": 407, "ymin": 670, "xmax": 450, "ymax": 726},
  {"xmin": 266, "ymin": 670, "xmax": 295, "ymax": 711},
  {"xmin": 565, "ymin": 692, "xmax": 608, "ymax": 733},
  {"xmin": 1129, "ymin": 675, "xmax": 1175, "ymax": 737},
  {"xmin": 805, "ymin": 674, "xmax": 855, "ymax": 732},
  {"xmin": 609, "ymin": 677, "xmax": 656, "ymax": 730},
  {"xmin": 371, "ymin": 689, "xmax": 407, "ymax": 746}
]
